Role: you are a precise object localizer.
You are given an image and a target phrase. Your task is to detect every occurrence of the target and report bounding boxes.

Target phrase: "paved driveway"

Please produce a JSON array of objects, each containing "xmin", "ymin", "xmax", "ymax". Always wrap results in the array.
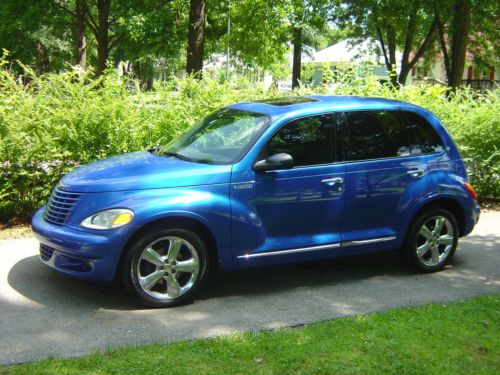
[{"xmin": 1, "ymin": 212, "xmax": 499, "ymax": 365}]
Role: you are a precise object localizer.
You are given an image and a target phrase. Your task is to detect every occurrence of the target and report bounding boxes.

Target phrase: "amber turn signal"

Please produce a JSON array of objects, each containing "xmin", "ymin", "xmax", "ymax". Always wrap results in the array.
[{"xmin": 464, "ymin": 182, "xmax": 478, "ymax": 201}]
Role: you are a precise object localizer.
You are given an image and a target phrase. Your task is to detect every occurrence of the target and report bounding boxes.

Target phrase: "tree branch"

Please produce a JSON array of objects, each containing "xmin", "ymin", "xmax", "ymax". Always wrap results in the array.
[
  {"xmin": 376, "ymin": 25, "xmax": 391, "ymax": 71},
  {"xmin": 54, "ymin": 0, "xmax": 78, "ymax": 19},
  {"xmin": 407, "ymin": 16, "xmax": 439, "ymax": 70},
  {"xmin": 108, "ymin": 33, "xmax": 124, "ymax": 51},
  {"xmin": 401, "ymin": 2, "xmax": 419, "ymax": 68},
  {"xmin": 83, "ymin": 2, "xmax": 99, "ymax": 37},
  {"xmin": 434, "ymin": 2, "xmax": 451, "ymax": 82}
]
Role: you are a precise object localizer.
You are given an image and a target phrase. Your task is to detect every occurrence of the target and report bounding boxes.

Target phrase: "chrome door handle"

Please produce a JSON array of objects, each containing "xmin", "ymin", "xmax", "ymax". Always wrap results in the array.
[
  {"xmin": 406, "ymin": 169, "xmax": 426, "ymax": 178},
  {"xmin": 321, "ymin": 177, "xmax": 344, "ymax": 186}
]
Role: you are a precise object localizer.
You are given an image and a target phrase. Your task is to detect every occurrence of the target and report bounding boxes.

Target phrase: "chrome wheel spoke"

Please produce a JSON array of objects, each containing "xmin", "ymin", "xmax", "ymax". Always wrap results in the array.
[
  {"xmin": 140, "ymin": 270, "xmax": 164, "ymax": 290},
  {"xmin": 431, "ymin": 247, "xmax": 440, "ymax": 264},
  {"xmin": 434, "ymin": 217, "xmax": 445, "ymax": 235},
  {"xmin": 141, "ymin": 247, "xmax": 164, "ymax": 267},
  {"xmin": 166, "ymin": 274, "xmax": 181, "ymax": 298},
  {"xmin": 167, "ymin": 238, "xmax": 183, "ymax": 262},
  {"xmin": 417, "ymin": 242, "xmax": 431, "ymax": 257},
  {"xmin": 438, "ymin": 234, "xmax": 453, "ymax": 246},
  {"xmin": 419, "ymin": 225, "xmax": 432, "ymax": 239},
  {"xmin": 175, "ymin": 258, "xmax": 199, "ymax": 273}
]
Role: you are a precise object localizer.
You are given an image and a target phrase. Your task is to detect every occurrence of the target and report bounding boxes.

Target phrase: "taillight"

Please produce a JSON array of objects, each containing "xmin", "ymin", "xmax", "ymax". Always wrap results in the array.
[{"xmin": 464, "ymin": 182, "xmax": 478, "ymax": 201}]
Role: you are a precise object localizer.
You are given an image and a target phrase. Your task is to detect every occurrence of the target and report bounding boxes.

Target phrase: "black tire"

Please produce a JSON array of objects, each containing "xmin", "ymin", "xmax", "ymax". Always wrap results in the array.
[
  {"xmin": 123, "ymin": 226, "xmax": 209, "ymax": 308},
  {"xmin": 403, "ymin": 208, "xmax": 459, "ymax": 273}
]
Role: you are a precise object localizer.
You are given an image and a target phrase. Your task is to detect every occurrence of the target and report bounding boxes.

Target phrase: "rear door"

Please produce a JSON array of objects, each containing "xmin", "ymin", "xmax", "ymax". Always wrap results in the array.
[{"xmin": 340, "ymin": 110, "xmax": 434, "ymax": 247}]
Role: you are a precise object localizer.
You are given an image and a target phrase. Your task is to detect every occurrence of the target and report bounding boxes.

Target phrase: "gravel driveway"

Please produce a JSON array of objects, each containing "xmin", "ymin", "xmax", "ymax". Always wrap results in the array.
[{"xmin": 1, "ymin": 211, "xmax": 499, "ymax": 365}]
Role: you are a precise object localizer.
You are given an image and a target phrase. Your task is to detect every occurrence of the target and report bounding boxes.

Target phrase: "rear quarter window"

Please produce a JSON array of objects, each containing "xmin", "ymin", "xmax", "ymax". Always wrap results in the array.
[{"xmin": 404, "ymin": 112, "xmax": 444, "ymax": 154}]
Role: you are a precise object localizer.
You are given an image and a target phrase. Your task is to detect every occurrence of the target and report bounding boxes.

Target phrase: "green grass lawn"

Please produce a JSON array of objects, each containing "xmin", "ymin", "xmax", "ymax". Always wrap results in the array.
[{"xmin": 5, "ymin": 295, "xmax": 499, "ymax": 374}]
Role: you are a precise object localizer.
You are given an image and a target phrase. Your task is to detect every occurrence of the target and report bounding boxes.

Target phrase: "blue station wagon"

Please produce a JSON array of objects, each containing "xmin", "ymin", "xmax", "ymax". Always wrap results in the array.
[{"xmin": 32, "ymin": 96, "xmax": 480, "ymax": 307}]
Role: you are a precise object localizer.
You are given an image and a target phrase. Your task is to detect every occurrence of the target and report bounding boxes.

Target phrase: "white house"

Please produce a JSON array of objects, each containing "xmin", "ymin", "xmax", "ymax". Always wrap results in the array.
[{"xmin": 302, "ymin": 39, "xmax": 402, "ymax": 85}]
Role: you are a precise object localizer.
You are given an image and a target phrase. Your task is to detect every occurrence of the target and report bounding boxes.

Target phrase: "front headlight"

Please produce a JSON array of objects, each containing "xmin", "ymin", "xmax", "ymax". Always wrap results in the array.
[{"xmin": 81, "ymin": 209, "xmax": 134, "ymax": 230}]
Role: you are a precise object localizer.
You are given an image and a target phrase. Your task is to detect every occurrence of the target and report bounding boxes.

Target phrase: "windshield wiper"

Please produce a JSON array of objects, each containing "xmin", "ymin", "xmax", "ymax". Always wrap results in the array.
[{"xmin": 162, "ymin": 151, "xmax": 194, "ymax": 162}]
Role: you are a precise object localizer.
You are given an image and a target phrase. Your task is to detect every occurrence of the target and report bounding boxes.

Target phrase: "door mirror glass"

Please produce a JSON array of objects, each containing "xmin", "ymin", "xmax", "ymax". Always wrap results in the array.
[{"xmin": 253, "ymin": 153, "xmax": 294, "ymax": 172}]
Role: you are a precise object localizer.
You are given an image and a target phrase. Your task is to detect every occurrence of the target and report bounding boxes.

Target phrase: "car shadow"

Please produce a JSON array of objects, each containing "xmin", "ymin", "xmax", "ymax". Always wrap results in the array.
[
  {"xmin": 6, "ymin": 248, "xmax": 428, "ymax": 311},
  {"xmin": 198, "ymin": 250, "xmax": 415, "ymax": 300}
]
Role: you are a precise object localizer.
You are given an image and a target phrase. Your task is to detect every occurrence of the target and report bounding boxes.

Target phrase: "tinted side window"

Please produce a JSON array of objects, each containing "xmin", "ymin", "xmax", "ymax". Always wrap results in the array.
[
  {"xmin": 265, "ymin": 114, "xmax": 336, "ymax": 167},
  {"xmin": 404, "ymin": 112, "xmax": 444, "ymax": 154},
  {"xmin": 345, "ymin": 111, "xmax": 410, "ymax": 161}
]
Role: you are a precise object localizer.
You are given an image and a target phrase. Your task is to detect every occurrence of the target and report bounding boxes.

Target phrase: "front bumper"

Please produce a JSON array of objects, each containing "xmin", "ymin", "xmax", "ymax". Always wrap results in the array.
[{"xmin": 31, "ymin": 207, "xmax": 128, "ymax": 283}]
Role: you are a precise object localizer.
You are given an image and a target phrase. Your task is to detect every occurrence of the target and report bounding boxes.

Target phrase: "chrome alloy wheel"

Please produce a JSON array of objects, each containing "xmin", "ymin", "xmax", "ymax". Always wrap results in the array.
[
  {"xmin": 415, "ymin": 215, "xmax": 455, "ymax": 267},
  {"xmin": 136, "ymin": 236, "xmax": 200, "ymax": 300}
]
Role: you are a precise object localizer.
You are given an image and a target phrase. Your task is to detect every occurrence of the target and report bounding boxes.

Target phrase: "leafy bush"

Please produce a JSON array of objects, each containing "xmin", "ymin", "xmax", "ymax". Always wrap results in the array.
[{"xmin": 0, "ymin": 63, "xmax": 498, "ymax": 222}]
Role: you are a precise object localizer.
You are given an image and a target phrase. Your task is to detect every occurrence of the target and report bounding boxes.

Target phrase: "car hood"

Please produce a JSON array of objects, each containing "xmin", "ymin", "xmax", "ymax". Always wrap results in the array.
[{"xmin": 59, "ymin": 151, "xmax": 232, "ymax": 193}]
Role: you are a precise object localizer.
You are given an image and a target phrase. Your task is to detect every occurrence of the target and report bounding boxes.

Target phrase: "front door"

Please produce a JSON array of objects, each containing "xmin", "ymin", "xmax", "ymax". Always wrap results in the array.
[{"xmin": 231, "ymin": 113, "xmax": 345, "ymax": 261}]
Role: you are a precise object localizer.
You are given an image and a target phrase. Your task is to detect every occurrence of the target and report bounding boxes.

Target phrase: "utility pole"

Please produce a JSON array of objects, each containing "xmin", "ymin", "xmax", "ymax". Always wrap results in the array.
[{"xmin": 225, "ymin": 0, "xmax": 231, "ymax": 81}]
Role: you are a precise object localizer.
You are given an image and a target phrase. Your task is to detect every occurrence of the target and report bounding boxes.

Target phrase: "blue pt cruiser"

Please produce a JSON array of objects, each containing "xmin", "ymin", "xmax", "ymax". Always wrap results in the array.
[{"xmin": 32, "ymin": 96, "xmax": 480, "ymax": 307}]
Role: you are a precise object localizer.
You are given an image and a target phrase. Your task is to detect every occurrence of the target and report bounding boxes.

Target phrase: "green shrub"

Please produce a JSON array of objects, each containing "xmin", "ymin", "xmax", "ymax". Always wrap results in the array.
[{"xmin": 0, "ymin": 63, "xmax": 498, "ymax": 223}]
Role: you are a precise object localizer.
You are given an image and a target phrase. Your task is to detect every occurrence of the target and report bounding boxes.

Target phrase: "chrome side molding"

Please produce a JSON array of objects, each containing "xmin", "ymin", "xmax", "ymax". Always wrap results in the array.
[
  {"xmin": 341, "ymin": 236, "xmax": 397, "ymax": 247},
  {"xmin": 237, "ymin": 242, "xmax": 341, "ymax": 259},
  {"xmin": 237, "ymin": 236, "xmax": 397, "ymax": 259}
]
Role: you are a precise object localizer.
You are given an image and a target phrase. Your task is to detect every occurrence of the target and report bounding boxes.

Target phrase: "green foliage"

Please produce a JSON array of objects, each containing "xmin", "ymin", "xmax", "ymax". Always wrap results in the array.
[
  {"xmin": 0, "ymin": 64, "xmax": 276, "ymax": 221},
  {"xmin": 7, "ymin": 295, "xmax": 500, "ymax": 374},
  {"xmin": 0, "ymin": 63, "xmax": 498, "ymax": 222},
  {"xmin": 0, "ymin": 0, "xmax": 73, "ymax": 73}
]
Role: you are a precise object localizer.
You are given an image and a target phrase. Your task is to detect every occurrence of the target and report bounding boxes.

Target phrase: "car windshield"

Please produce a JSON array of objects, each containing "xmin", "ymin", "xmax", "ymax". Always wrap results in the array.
[{"xmin": 163, "ymin": 108, "xmax": 270, "ymax": 164}]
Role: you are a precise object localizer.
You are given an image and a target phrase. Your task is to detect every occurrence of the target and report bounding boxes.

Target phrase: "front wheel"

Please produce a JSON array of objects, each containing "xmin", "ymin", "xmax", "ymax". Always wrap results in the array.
[
  {"xmin": 123, "ymin": 227, "xmax": 209, "ymax": 307},
  {"xmin": 403, "ymin": 209, "xmax": 459, "ymax": 272}
]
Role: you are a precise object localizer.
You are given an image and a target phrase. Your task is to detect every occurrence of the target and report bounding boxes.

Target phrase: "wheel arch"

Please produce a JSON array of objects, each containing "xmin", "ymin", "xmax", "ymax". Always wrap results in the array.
[
  {"xmin": 116, "ymin": 214, "xmax": 220, "ymax": 281},
  {"xmin": 407, "ymin": 196, "xmax": 467, "ymax": 238}
]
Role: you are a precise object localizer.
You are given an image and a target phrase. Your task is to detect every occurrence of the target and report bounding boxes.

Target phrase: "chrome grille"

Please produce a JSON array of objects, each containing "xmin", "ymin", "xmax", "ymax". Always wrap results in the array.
[{"xmin": 44, "ymin": 188, "xmax": 83, "ymax": 225}]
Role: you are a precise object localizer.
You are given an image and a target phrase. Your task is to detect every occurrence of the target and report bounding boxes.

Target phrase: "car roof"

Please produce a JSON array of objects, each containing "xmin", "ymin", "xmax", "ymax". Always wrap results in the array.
[{"xmin": 227, "ymin": 95, "xmax": 426, "ymax": 119}]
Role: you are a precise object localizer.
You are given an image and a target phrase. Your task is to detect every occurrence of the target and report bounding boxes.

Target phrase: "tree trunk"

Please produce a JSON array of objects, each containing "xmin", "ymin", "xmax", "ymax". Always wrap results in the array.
[
  {"xmin": 449, "ymin": 0, "xmax": 471, "ymax": 88},
  {"xmin": 435, "ymin": 11, "xmax": 451, "ymax": 84},
  {"xmin": 75, "ymin": 0, "xmax": 87, "ymax": 68},
  {"xmin": 35, "ymin": 42, "xmax": 50, "ymax": 74},
  {"xmin": 292, "ymin": 27, "xmax": 302, "ymax": 89},
  {"xmin": 387, "ymin": 28, "xmax": 398, "ymax": 86},
  {"xmin": 95, "ymin": 0, "xmax": 111, "ymax": 76},
  {"xmin": 399, "ymin": 15, "xmax": 439, "ymax": 85},
  {"xmin": 398, "ymin": 3, "xmax": 418, "ymax": 85},
  {"xmin": 186, "ymin": 0, "xmax": 205, "ymax": 77}
]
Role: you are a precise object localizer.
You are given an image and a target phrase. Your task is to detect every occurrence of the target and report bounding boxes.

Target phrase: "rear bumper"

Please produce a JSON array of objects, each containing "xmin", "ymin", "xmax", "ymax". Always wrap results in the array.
[
  {"xmin": 462, "ymin": 201, "xmax": 480, "ymax": 237},
  {"xmin": 31, "ymin": 207, "xmax": 126, "ymax": 283}
]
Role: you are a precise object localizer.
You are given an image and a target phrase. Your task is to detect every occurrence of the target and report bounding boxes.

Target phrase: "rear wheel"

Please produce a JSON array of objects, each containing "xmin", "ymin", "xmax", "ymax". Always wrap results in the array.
[
  {"xmin": 403, "ymin": 209, "xmax": 459, "ymax": 272},
  {"xmin": 123, "ymin": 227, "xmax": 209, "ymax": 307}
]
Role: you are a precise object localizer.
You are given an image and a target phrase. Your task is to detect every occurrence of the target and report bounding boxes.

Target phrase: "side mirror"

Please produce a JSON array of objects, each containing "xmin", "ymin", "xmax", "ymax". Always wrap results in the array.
[{"xmin": 253, "ymin": 153, "xmax": 294, "ymax": 172}]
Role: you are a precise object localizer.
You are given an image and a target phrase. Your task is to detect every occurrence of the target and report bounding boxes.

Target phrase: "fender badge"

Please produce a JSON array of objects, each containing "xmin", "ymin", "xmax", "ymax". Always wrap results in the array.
[{"xmin": 233, "ymin": 183, "xmax": 254, "ymax": 190}]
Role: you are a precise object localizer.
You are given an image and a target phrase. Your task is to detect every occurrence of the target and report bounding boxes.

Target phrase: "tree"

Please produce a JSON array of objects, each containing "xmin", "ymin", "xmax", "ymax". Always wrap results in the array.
[
  {"xmin": 337, "ymin": 0, "xmax": 440, "ymax": 86},
  {"xmin": 87, "ymin": 0, "xmax": 113, "ymax": 75},
  {"xmin": 204, "ymin": 0, "xmax": 288, "ymax": 77},
  {"xmin": 186, "ymin": 0, "xmax": 206, "ymax": 76},
  {"xmin": 113, "ymin": 0, "xmax": 188, "ymax": 89},
  {"xmin": 287, "ymin": 0, "xmax": 332, "ymax": 89},
  {"xmin": 434, "ymin": 0, "xmax": 499, "ymax": 89},
  {"xmin": 75, "ymin": 0, "xmax": 87, "ymax": 68},
  {"xmin": 0, "ymin": 0, "xmax": 72, "ymax": 74},
  {"xmin": 54, "ymin": 0, "xmax": 108, "ymax": 75}
]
